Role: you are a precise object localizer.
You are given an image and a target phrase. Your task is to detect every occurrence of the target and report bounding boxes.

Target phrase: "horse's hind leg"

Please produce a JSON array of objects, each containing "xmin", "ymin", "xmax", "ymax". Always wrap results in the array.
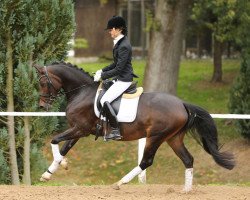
[
  {"xmin": 113, "ymin": 136, "xmax": 164, "ymax": 190},
  {"xmin": 167, "ymin": 133, "xmax": 194, "ymax": 192}
]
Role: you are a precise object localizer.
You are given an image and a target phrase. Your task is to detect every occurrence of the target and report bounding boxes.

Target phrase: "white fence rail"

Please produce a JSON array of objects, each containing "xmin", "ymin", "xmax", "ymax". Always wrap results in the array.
[
  {"xmin": 0, "ymin": 112, "xmax": 66, "ymax": 116},
  {"xmin": 1, "ymin": 112, "xmax": 250, "ymax": 119},
  {"xmin": 1, "ymin": 112, "xmax": 250, "ymax": 184}
]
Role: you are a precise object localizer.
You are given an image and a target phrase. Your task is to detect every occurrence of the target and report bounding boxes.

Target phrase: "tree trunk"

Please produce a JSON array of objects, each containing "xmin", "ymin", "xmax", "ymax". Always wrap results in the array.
[
  {"xmin": 23, "ymin": 56, "xmax": 33, "ymax": 185},
  {"xmin": 6, "ymin": 31, "xmax": 20, "ymax": 185},
  {"xmin": 211, "ymin": 38, "xmax": 223, "ymax": 82},
  {"xmin": 23, "ymin": 116, "xmax": 31, "ymax": 185},
  {"xmin": 127, "ymin": 0, "xmax": 132, "ymax": 40},
  {"xmin": 141, "ymin": 0, "xmax": 146, "ymax": 58},
  {"xmin": 143, "ymin": 0, "xmax": 192, "ymax": 95}
]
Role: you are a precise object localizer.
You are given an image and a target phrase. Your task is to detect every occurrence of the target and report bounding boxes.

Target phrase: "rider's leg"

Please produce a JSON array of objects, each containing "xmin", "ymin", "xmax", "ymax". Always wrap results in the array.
[
  {"xmin": 100, "ymin": 80, "xmax": 132, "ymax": 105},
  {"xmin": 102, "ymin": 101, "xmax": 121, "ymax": 140},
  {"xmin": 100, "ymin": 80, "xmax": 131, "ymax": 140}
]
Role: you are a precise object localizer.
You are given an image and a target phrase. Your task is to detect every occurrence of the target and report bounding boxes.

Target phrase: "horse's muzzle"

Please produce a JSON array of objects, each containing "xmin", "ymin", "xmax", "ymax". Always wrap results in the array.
[{"xmin": 39, "ymin": 100, "xmax": 51, "ymax": 111}]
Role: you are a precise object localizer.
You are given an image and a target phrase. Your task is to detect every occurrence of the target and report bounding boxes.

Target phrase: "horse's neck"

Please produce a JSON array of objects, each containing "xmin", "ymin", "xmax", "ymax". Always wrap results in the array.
[
  {"xmin": 66, "ymin": 82, "xmax": 98, "ymax": 103},
  {"xmin": 56, "ymin": 67, "xmax": 93, "ymax": 99},
  {"xmin": 65, "ymin": 81, "xmax": 100, "ymax": 105},
  {"xmin": 66, "ymin": 84, "xmax": 99, "ymax": 116}
]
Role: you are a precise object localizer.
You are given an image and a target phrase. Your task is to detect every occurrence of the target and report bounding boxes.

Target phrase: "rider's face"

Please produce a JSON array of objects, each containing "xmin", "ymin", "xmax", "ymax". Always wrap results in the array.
[{"xmin": 108, "ymin": 28, "xmax": 122, "ymax": 39}]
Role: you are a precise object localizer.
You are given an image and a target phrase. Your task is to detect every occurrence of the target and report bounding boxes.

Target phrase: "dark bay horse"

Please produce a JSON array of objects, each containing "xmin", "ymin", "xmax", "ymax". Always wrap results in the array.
[{"xmin": 35, "ymin": 62, "xmax": 235, "ymax": 192}]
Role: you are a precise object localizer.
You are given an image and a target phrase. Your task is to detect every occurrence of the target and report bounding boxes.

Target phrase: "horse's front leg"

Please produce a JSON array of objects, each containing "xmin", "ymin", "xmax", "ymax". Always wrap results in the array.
[
  {"xmin": 40, "ymin": 126, "xmax": 81, "ymax": 182},
  {"xmin": 58, "ymin": 139, "xmax": 79, "ymax": 170}
]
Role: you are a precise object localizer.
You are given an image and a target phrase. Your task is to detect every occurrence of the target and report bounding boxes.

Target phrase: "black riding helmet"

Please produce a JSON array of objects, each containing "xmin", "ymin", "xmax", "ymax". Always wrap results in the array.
[{"xmin": 106, "ymin": 16, "xmax": 127, "ymax": 35}]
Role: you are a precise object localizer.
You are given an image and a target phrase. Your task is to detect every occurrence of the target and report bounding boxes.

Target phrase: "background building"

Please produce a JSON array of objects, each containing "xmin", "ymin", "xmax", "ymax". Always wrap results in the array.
[
  {"xmin": 74, "ymin": 0, "xmax": 214, "ymax": 59},
  {"xmin": 74, "ymin": 0, "xmax": 153, "ymax": 58}
]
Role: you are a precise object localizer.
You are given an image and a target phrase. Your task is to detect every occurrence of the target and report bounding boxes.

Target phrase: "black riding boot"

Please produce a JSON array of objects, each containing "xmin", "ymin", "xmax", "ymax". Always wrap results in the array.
[{"xmin": 103, "ymin": 101, "xmax": 122, "ymax": 141}]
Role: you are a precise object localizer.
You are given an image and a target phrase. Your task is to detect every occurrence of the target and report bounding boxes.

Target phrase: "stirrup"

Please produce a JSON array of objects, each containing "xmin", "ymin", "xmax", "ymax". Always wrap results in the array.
[{"xmin": 104, "ymin": 129, "xmax": 122, "ymax": 141}]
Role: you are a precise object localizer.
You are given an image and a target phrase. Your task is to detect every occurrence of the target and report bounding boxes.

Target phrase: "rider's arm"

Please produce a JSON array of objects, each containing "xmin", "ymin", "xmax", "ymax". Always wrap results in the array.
[
  {"xmin": 102, "ymin": 62, "xmax": 115, "ymax": 72},
  {"xmin": 101, "ymin": 46, "xmax": 130, "ymax": 80}
]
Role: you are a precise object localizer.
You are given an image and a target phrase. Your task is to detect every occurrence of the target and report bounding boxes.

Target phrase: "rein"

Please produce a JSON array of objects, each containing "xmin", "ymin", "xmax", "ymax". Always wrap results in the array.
[{"xmin": 61, "ymin": 84, "xmax": 90, "ymax": 95}]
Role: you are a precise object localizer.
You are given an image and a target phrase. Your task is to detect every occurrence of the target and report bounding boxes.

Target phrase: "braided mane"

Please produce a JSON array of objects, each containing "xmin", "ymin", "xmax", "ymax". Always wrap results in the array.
[{"xmin": 51, "ymin": 61, "xmax": 93, "ymax": 78}]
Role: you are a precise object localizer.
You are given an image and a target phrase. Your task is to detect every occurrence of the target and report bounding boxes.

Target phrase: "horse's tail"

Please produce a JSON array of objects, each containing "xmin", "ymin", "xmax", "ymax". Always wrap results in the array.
[{"xmin": 183, "ymin": 102, "xmax": 235, "ymax": 170}]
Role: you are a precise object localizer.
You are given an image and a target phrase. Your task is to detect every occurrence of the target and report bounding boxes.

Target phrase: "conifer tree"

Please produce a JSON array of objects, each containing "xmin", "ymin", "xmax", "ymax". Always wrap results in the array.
[
  {"xmin": 0, "ymin": 0, "xmax": 75, "ymax": 184},
  {"xmin": 229, "ymin": 1, "xmax": 250, "ymax": 140}
]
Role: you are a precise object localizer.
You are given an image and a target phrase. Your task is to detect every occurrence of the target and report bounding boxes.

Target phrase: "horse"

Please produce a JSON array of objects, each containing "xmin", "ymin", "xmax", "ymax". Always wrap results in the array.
[{"xmin": 35, "ymin": 62, "xmax": 235, "ymax": 192}]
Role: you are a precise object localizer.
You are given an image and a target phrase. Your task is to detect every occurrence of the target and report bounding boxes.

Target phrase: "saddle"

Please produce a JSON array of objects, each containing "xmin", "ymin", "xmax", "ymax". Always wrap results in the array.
[{"xmin": 94, "ymin": 80, "xmax": 143, "ymax": 140}]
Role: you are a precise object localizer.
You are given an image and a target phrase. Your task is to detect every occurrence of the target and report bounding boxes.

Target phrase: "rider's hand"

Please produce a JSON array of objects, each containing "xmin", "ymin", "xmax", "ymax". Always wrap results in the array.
[
  {"xmin": 94, "ymin": 72, "xmax": 101, "ymax": 82},
  {"xmin": 95, "ymin": 69, "xmax": 102, "ymax": 75}
]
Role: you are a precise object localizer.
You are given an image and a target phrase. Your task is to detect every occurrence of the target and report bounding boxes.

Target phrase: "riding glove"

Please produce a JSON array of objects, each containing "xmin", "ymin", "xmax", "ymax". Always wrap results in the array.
[
  {"xmin": 95, "ymin": 69, "xmax": 102, "ymax": 75},
  {"xmin": 94, "ymin": 72, "xmax": 102, "ymax": 82}
]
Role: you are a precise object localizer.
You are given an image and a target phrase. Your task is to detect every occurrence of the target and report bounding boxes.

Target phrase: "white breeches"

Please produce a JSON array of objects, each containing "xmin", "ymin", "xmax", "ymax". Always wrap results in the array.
[{"xmin": 100, "ymin": 80, "xmax": 132, "ymax": 106}]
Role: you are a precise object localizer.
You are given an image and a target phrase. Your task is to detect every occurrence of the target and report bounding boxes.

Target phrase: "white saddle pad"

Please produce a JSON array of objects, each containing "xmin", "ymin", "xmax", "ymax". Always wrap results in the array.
[{"xmin": 94, "ymin": 87, "xmax": 143, "ymax": 123}]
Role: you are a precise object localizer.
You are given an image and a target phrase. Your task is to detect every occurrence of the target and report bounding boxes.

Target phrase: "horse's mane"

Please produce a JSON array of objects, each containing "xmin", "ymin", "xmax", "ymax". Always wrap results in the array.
[{"xmin": 51, "ymin": 61, "xmax": 93, "ymax": 79}]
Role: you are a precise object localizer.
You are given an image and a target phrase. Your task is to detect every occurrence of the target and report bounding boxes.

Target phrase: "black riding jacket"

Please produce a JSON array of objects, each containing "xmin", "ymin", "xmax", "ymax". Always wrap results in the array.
[{"xmin": 101, "ymin": 36, "xmax": 137, "ymax": 82}]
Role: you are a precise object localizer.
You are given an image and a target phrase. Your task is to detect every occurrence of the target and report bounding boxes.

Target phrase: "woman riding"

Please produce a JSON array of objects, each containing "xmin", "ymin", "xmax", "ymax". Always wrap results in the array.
[{"xmin": 94, "ymin": 16, "xmax": 138, "ymax": 141}]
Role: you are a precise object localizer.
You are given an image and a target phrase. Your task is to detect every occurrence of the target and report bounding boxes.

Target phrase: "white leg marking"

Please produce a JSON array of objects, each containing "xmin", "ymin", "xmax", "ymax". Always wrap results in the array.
[
  {"xmin": 113, "ymin": 166, "xmax": 142, "ymax": 190},
  {"xmin": 51, "ymin": 143, "xmax": 63, "ymax": 162},
  {"xmin": 183, "ymin": 168, "xmax": 193, "ymax": 192},
  {"xmin": 121, "ymin": 166, "xmax": 143, "ymax": 184},
  {"xmin": 40, "ymin": 161, "xmax": 60, "ymax": 182},
  {"xmin": 40, "ymin": 144, "xmax": 63, "ymax": 182},
  {"xmin": 48, "ymin": 161, "xmax": 60, "ymax": 174}
]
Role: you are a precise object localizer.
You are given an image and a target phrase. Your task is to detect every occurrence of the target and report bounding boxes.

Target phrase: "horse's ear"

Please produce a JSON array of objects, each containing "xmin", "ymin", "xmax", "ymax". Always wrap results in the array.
[{"xmin": 33, "ymin": 64, "xmax": 43, "ymax": 73}]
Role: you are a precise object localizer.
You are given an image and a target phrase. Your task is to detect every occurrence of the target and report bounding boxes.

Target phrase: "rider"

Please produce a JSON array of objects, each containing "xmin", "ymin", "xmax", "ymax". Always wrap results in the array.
[{"xmin": 94, "ymin": 16, "xmax": 138, "ymax": 141}]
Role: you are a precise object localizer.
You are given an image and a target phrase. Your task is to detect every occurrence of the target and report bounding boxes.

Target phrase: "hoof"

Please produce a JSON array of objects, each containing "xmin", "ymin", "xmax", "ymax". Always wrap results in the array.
[
  {"xmin": 40, "ymin": 176, "xmax": 49, "ymax": 182},
  {"xmin": 112, "ymin": 181, "xmax": 123, "ymax": 190},
  {"xmin": 40, "ymin": 172, "xmax": 51, "ymax": 182},
  {"xmin": 182, "ymin": 187, "xmax": 192, "ymax": 193},
  {"xmin": 60, "ymin": 158, "xmax": 68, "ymax": 170},
  {"xmin": 112, "ymin": 183, "xmax": 120, "ymax": 190}
]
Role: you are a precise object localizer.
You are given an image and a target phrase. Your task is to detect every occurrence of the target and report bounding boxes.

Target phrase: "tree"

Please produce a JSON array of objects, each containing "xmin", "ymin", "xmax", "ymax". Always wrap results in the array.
[
  {"xmin": 0, "ymin": 129, "xmax": 11, "ymax": 184},
  {"xmin": 229, "ymin": 0, "xmax": 250, "ymax": 140},
  {"xmin": 0, "ymin": 0, "xmax": 75, "ymax": 184},
  {"xmin": 191, "ymin": 0, "xmax": 237, "ymax": 82},
  {"xmin": 143, "ymin": 0, "xmax": 193, "ymax": 95}
]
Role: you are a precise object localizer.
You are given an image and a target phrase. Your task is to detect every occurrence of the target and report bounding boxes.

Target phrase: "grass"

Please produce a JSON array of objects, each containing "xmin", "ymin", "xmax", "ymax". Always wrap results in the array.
[
  {"xmin": 40, "ymin": 58, "xmax": 249, "ymax": 186},
  {"xmin": 177, "ymin": 59, "xmax": 240, "ymax": 112}
]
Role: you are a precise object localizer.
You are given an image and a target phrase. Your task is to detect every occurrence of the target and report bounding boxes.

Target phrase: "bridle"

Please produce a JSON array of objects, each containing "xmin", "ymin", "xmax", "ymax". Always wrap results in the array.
[
  {"xmin": 38, "ymin": 66, "xmax": 61, "ymax": 105},
  {"xmin": 38, "ymin": 66, "xmax": 90, "ymax": 105}
]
